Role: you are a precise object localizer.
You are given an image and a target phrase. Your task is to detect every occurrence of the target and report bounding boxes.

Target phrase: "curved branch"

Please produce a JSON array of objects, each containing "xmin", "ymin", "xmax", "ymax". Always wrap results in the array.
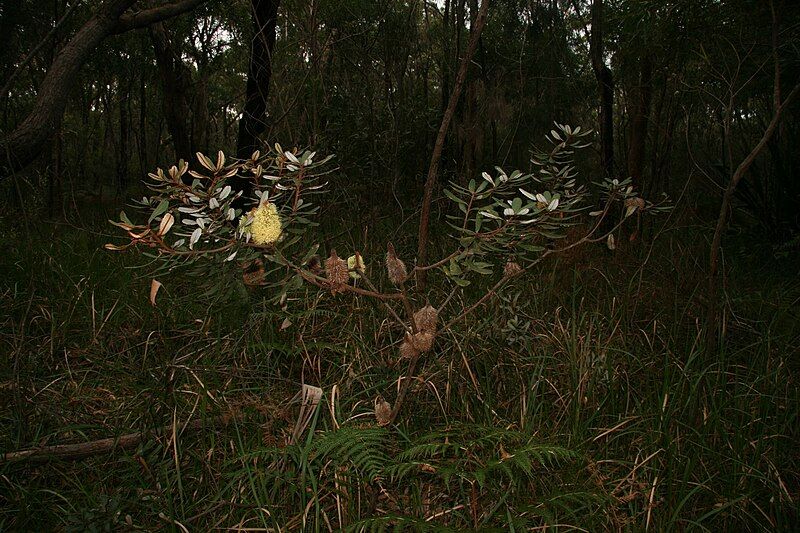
[
  {"xmin": 114, "ymin": 0, "xmax": 210, "ymax": 34},
  {"xmin": 1, "ymin": 0, "xmax": 208, "ymax": 178}
]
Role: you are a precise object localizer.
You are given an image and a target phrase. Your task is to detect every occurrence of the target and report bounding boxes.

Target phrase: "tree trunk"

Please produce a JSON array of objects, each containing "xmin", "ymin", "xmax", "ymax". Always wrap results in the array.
[
  {"xmin": 231, "ymin": 0, "xmax": 280, "ymax": 206},
  {"xmin": 590, "ymin": 0, "xmax": 614, "ymax": 178},
  {"xmin": 627, "ymin": 54, "xmax": 652, "ymax": 190},
  {"xmin": 0, "ymin": 0, "xmax": 208, "ymax": 180},
  {"xmin": 117, "ymin": 80, "xmax": 130, "ymax": 190},
  {"xmin": 707, "ymin": 82, "xmax": 799, "ymax": 345},
  {"xmin": 138, "ymin": 71, "xmax": 149, "ymax": 172},
  {"xmin": 236, "ymin": 0, "xmax": 280, "ymax": 161},
  {"xmin": 150, "ymin": 21, "xmax": 194, "ymax": 163},
  {"xmin": 416, "ymin": 0, "xmax": 489, "ymax": 289}
]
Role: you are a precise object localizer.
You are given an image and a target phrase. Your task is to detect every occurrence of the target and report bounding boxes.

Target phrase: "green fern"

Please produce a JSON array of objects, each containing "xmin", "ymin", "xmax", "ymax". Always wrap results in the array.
[
  {"xmin": 310, "ymin": 425, "xmax": 391, "ymax": 482},
  {"xmin": 386, "ymin": 423, "xmax": 576, "ymax": 487}
]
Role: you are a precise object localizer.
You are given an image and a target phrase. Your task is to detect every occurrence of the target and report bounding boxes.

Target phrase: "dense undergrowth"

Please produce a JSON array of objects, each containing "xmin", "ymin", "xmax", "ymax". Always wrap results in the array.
[{"xmin": 0, "ymin": 201, "xmax": 798, "ymax": 531}]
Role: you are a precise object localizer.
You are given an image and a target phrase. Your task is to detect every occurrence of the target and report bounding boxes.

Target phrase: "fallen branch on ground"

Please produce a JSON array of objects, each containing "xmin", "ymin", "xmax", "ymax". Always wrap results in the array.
[{"xmin": 0, "ymin": 413, "xmax": 233, "ymax": 464}]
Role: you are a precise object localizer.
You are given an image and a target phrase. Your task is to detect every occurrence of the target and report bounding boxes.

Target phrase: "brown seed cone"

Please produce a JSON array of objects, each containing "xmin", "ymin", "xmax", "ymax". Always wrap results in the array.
[
  {"xmin": 325, "ymin": 249, "xmax": 349, "ymax": 294},
  {"xmin": 503, "ymin": 260, "xmax": 522, "ymax": 278},
  {"xmin": 374, "ymin": 397, "xmax": 392, "ymax": 426},
  {"xmin": 242, "ymin": 259, "xmax": 266, "ymax": 286},
  {"xmin": 385, "ymin": 242, "xmax": 408, "ymax": 285},
  {"xmin": 413, "ymin": 304, "xmax": 438, "ymax": 334},
  {"xmin": 399, "ymin": 337, "xmax": 420, "ymax": 359},
  {"xmin": 411, "ymin": 331, "xmax": 435, "ymax": 352},
  {"xmin": 625, "ymin": 197, "xmax": 646, "ymax": 210}
]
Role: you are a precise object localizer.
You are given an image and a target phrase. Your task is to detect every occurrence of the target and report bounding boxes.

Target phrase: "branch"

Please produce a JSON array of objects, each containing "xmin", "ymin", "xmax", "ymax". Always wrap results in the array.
[
  {"xmin": 416, "ymin": 0, "xmax": 490, "ymax": 288},
  {"xmin": 0, "ymin": 414, "xmax": 232, "ymax": 463},
  {"xmin": 114, "ymin": 0, "xmax": 209, "ymax": 33},
  {"xmin": 0, "ymin": 0, "xmax": 85, "ymax": 99}
]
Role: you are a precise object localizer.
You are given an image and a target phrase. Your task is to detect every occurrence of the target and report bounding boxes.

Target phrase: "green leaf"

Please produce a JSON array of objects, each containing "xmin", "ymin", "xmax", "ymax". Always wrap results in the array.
[
  {"xmin": 444, "ymin": 188, "xmax": 466, "ymax": 205},
  {"xmin": 148, "ymin": 199, "xmax": 170, "ymax": 224}
]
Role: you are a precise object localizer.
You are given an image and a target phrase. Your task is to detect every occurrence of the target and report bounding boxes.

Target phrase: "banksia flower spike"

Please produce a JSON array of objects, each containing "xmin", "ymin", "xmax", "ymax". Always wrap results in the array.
[
  {"xmin": 385, "ymin": 242, "xmax": 408, "ymax": 286},
  {"xmin": 411, "ymin": 304, "xmax": 438, "ymax": 352},
  {"xmin": 248, "ymin": 202, "xmax": 282, "ymax": 245},
  {"xmin": 347, "ymin": 252, "xmax": 365, "ymax": 280},
  {"xmin": 411, "ymin": 331, "xmax": 434, "ymax": 352},
  {"xmin": 374, "ymin": 397, "xmax": 392, "ymax": 426},
  {"xmin": 503, "ymin": 260, "xmax": 522, "ymax": 278},
  {"xmin": 325, "ymin": 249, "xmax": 349, "ymax": 294},
  {"xmin": 413, "ymin": 304, "xmax": 438, "ymax": 334},
  {"xmin": 399, "ymin": 334, "xmax": 420, "ymax": 359}
]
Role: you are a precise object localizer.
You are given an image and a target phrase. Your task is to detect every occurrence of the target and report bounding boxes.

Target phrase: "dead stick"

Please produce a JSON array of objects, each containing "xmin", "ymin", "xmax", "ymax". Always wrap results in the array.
[{"xmin": 0, "ymin": 414, "xmax": 232, "ymax": 464}]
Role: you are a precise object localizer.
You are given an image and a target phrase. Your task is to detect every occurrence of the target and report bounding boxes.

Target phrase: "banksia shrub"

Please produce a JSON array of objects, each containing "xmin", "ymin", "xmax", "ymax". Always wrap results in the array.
[
  {"xmin": 385, "ymin": 242, "xmax": 408, "ymax": 285},
  {"xmin": 325, "ymin": 250, "xmax": 349, "ymax": 293}
]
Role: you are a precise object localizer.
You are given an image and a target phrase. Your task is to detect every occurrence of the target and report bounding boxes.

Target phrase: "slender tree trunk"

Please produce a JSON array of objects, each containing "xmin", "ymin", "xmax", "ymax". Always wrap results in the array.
[
  {"xmin": 232, "ymin": 0, "xmax": 280, "ymax": 206},
  {"xmin": 627, "ymin": 55, "xmax": 652, "ymax": 190},
  {"xmin": 236, "ymin": 0, "xmax": 280, "ymax": 160},
  {"xmin": 192, "ymin": 74, "xmax": 210, "ymax": 155},
  {"xmin": 416, "ymin": 0, "xmax": 489, "ymax": 289},
  {"xmin": 117, "ymin": 80, "xmax": 130, "ymax": 190},
  {"xmin": 138, "ymin": 72, "xmax": 148, "ymax": 172},
  {"xmin": 150, "ymin": 21, "xmax": 194, "ymax": 163},
  {"xmin": 707, "ymin": 83, "xmax": 800, "ymax": 346},
  {"xmin": 590, "ymin": 0, "xmax": 614, "ymax": 178}
]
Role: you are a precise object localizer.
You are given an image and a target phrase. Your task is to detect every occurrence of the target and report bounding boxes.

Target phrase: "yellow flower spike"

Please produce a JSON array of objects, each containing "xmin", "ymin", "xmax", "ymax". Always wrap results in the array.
[
  {"xmin": 347, "ymin": 253, "xmax": 365, "ymax": 280},
  {"xmin": 248, "ymin": 202, "xmax": 282, "ymax": 245}
]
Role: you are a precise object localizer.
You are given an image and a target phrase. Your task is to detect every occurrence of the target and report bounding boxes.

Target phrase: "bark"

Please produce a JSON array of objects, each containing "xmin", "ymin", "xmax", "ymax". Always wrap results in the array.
[
  {"xmin": 117, "ymin": 80, "xmax": 130, "ymax": 189},
  {"xmin": 416, "ymin": 0, "xmax": 489, "ymax": 289},
  {"xmin": 590, "ymin": 0, "xmax": 614, "ymax": 178},
  {"xmin": 150, "ymin": 21, "xmax": 194, "ymax": 162},
  {"xmin": 0, "ymin": 0, "xmax": 208, "ymax": 180},
  {"xmin": 192, "ymin": 74, "xmax": 210, "ymax": 155},
  {"xmin": 232, "ymin": 0, "xmax": 280, "ymax": 206},
  {"xmin": 235, "ymin": 0, "xmax": 280, "ymax": 160},
  {"xmin": 0, "ymin": 414, "xmax": 232, "ymax": 463},
  {"xmin": 627, "ymin": 54, "xmax": 652, "ymax": 190}
]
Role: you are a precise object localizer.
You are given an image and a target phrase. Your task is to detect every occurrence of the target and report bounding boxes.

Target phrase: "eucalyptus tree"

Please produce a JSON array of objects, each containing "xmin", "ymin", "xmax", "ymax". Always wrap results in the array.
[{"xmin": 0, "ymin": 0, "xmax": 209, "ymax": 179}]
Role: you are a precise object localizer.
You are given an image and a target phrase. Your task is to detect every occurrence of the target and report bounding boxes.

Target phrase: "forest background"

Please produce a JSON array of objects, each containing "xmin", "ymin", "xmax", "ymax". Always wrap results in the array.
[{"xmin": 1, "ymin": 0, "xmax": 799, "ymax": 530}]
